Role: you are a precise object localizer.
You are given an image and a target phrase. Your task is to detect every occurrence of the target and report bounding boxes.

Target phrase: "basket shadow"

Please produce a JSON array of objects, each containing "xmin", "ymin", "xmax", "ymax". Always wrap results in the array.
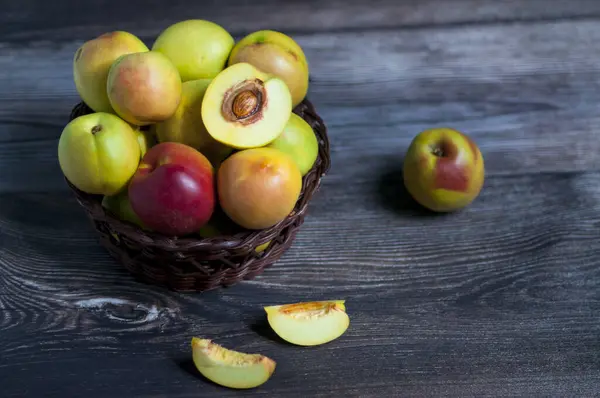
[{"xmin": 376, "ymin": 160, "xmax": 447, "ymax": 218}]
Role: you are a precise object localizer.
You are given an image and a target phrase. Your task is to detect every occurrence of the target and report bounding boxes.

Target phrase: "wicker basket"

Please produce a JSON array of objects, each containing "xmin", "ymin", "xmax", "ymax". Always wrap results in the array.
[{"xmin": 66, "ymin": 99, "xmax": 330, "ymax": 292}]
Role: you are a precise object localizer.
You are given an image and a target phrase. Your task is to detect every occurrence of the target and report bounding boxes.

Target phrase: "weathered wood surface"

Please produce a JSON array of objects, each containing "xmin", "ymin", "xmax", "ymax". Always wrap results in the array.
[{"xmin": 2, "ymin": 1, "xmax": 600, "ymax": 396}]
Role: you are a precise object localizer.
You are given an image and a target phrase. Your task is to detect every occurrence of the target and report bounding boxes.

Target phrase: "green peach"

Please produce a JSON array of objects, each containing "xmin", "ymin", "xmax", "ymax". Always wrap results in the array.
[
  {"xmin": 135, "ymin": 128, "xmax": 156, "ymax": 159},
  {"xmin": 152, "ymin": 20, "xmax": 234, "ymax": 81},
  {"xmin": 101, "ymin": 189, "xmax": 146, "ymax": 228},
  {"xmin": 58, "ymin": 112, "xmax": 140, "ymax": 195},
  {"xmin": 266, "ymin": 113, "xmax": 318, "ymax": 176}
]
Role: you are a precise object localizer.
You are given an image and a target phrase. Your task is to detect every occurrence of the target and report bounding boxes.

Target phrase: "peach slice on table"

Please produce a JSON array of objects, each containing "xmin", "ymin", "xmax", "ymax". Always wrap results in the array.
[
  {"xmin": 264, "ymin": 300, "xmax": 350, "ymax": 346},
  {"xmin": 191, "ymin": 337, "xmax": 276, "ymax": 389}
]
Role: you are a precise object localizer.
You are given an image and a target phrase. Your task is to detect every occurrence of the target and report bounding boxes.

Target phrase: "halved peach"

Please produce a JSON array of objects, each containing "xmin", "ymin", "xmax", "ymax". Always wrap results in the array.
[
  {"xmin": 264, "ymin": 300, "xmax": 349, "ymax": 346},
  {"xmin": 201, "ymin": 62, "xmax": 292, "ymax": 149},
  {"xmin": 191, "ymin": 337, "xmax": 276, "ymax": 389}
]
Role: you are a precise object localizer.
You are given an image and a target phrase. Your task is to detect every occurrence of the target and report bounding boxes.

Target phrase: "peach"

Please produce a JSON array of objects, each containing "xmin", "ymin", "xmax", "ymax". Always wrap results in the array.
[
  {"xmin": 266, "ymin": 113, "xmax": 318, "ymax": 176},
  {"xmin": 128, "ymin": 142, "xmax": 215, "ymax": 235},
  {"xmin": 152, "ymin": 20, "xmax": 234, "ymax": 81},
  {"xmin": 403, "ymin": 127, "xmax": 485, "ymax": 212},
  {"xmin": 57, "ymin": 112, "xmax": 140, "ymax": 195},
  {"xmin": 228, "ymin": 30, "xmax": 309, "ymax": 107},
  {"xmin": 107, "ymin": 51, "xmax": 182, "ymax": 126},
  {"xmin": 73, "ymin": 31, "xmax": 149, "ymax": 113},
  {"xmin": 135, "ymin": 127, "xmax": 156, "ymax": 159},
  {"xmin": 201, "ymin": 63, "xmax": 292, "ymax": 149},
  {"xmin": 217, "ymin": 148, "xmax": 302, "ymax": 230},
  {"xmin": 101, "ymin": 189, "xmax": 146, "ymax": 229}
]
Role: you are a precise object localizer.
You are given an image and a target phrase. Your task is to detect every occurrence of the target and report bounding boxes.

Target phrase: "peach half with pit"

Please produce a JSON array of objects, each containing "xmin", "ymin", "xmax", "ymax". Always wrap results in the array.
[
  {"xmin": 201, "ymin": 62, "xmax": 292, "ymax": 149},
  {"xmin": 191, "ymin": 337, "xmax": 276, "ymax": 389},
  {"xmin": 264, "ymin": 300, "xmax": 350, "ymax": 346}
]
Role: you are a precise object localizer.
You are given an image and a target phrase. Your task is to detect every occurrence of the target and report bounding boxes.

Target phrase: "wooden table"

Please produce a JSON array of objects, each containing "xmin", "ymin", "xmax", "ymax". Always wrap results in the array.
[{"xmin": 2, "ymin": 1, "xmax": 600, "ymax": 396}]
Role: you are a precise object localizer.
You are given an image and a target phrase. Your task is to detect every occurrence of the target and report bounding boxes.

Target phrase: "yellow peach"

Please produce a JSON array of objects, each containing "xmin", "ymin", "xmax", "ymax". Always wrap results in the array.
[{"xmin": 217, "ymin": 148, "xmax": 301, "ymax": 230}]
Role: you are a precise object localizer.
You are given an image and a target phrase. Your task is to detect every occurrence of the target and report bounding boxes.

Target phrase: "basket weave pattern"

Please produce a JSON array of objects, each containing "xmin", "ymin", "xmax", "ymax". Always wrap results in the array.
[{"xmin": 66, "ymin": 99, "xmax": 330, "ymax": 292}]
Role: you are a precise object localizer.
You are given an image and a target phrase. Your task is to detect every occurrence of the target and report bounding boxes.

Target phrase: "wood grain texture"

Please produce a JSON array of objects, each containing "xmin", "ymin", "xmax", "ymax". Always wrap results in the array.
[
  {"xmin": 2, "ymin": 171, "xmax": 600, "ymax": 397},
  {"xmin": 4, "ymin": 0, "xmax": 600, "ymax": 41},
  {"xmin": 3, "ymin": 0, "xmax": 600, "ymax": 396}
]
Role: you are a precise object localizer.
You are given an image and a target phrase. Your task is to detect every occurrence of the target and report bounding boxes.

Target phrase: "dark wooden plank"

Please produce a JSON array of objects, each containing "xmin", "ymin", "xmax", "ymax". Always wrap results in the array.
[
  {"xmin": 4, "ymin": 0, "xmax": 600, "ymax": 42},
  {"xmin": 1, "ymin": 169, "xmax": 600, "ymax": 396},
  {"xmin": 3, "ymin": 19, "xmax": 600, "ymax": 192},
  {"xmin": 3, "ymin": 1, "xmax": 600, "ymax": 396}
]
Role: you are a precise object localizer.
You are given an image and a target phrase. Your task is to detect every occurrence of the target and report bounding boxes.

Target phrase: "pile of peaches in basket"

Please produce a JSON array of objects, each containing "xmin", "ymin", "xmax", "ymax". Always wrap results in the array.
[
  {"xmin": 58, "ymin": 18, "xmax": 348, "ymax": 390},
  {"xmin": 58, "ymin": 19, "xmax": 319, "ymax": 239},
  {"xmin": 57, "ymin": 18, "xmax": 487, "ymax": 390}
]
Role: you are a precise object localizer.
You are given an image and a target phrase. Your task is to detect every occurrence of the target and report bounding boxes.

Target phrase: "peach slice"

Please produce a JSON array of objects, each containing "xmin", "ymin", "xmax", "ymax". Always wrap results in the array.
[
  {"xmin": 264, "ymin": 300, "xmax": 349, "ymax": 346},
  {"xmin": 191, "ymin": 337, "xmax": 276, "ymax": 389}
]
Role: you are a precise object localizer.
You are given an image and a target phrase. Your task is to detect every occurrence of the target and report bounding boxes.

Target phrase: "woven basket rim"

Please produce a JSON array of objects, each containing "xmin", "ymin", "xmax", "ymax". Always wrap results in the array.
[{"xmin": 66, "ymin": 99, "xmax": 330, "ymax": 254}]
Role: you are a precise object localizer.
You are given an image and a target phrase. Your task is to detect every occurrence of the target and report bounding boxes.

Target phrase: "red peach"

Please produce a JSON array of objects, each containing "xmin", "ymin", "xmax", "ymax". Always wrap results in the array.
[
  {"xmin": 403, "ymin": 128, "xmax": 484, "ymax": 212},
  {"xmin": 128, "ymin": 142, "xmax": 215, "ymax": 235}
]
